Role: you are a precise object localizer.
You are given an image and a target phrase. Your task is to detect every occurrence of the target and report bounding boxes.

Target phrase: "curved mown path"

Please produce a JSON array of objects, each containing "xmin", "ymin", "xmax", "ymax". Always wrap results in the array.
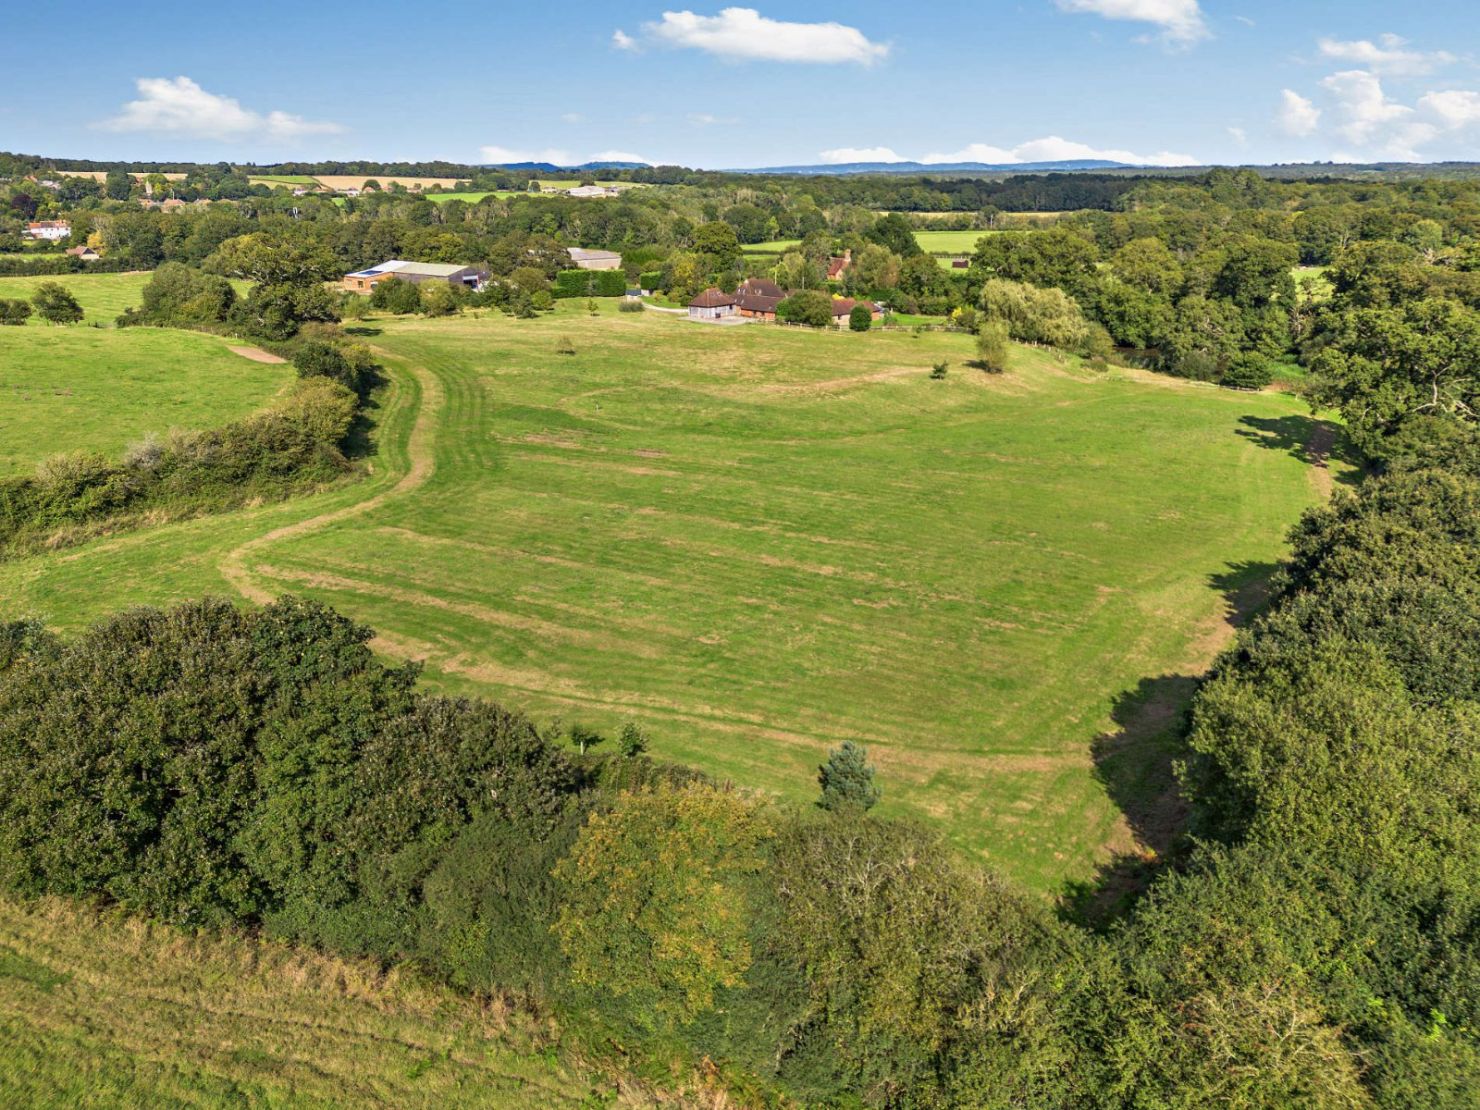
[{"xmin": 220, "ymin": 360, "xmax": 442, "ymax": 606}]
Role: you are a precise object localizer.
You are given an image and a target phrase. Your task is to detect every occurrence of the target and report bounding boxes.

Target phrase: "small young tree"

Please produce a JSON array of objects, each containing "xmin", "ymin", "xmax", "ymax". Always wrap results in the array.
[
  {"xmin": 849, "ymin": 304, "xmax": 873, "ymax": 332},
  {"xmin": 31, "ymin": 282, "xmax": 84, "ymax": 324},
  {"xmin": 568, "ymin": 723, "xmax": 606, "ymax": 755},
  {"xmin": 817, "ymin": 741, "xmax": 880, "ymax": 811},
  {"xmin": 618, "ymin": 722, "xmax": 649, "ymax": 758},
  {"xmin": 930, "ymin": 361, "xmax": 949, "ymax": 380},
  {"xmin": 975, "ymin": 319, "xmax": 1010, "ymax": 373},
  {"xmin": 555, "ymin": 335, "xmax": 577, "ymax": 356}
]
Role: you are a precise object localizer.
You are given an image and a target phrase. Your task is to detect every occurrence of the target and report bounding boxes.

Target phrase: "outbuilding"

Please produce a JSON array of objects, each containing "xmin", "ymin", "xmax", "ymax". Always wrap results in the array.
[
  {"xmin": 567, "ymin": 248, "xmax": 623, "ymax": 271},
  {"xmin": 343, "ymin": 260, "xmax": 488, "ymax": 294},
  {"xmin": 688, "ymin": 288, "xmax": 737, "ymax": 320}
]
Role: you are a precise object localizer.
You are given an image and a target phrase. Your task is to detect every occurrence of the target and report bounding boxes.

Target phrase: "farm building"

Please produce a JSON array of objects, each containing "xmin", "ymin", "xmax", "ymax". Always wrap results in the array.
[
  {"xmin": 567, "ymin": 185, "xmax": 620, "ymax": 198},
  {"xmin": 688, "ymin": 288, "xmax": 737, "ymax": 320},
  {"xmin": 23, "ymin": 221, "xmax": 70, "ymax": 241},
  {"xmin": 343, "ymin": 260, "xmax": 489, "ymax": 294},
  {"xmin": 735, "ymin": 277, "xmax": 786, "ymax": 321},
  {"xmin": 829, "ymin": 298, "xmax": 883, "ymax": 325},
  {"xmin": 567, "ymin": 248, "xmax": 623, "ymax": 271},
  {"xmin": 65, "ymin": 245, "xmax": 100, "ymax": 261}
]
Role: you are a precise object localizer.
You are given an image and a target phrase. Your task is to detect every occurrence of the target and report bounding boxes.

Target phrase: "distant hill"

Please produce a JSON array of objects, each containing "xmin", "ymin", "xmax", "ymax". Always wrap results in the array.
[
  {"xmin": 488, "ymin": 161, "xmax": 651, "ymax": 173},
  {"xmin": 735, "ymin": 159, "xmax": 1133, "ymax": 176}
]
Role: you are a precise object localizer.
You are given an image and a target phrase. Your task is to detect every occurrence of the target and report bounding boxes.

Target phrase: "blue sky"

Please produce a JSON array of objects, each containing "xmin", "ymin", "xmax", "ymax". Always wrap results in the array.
[{"xmin": 6, "ymin": 2, "xmax": 1480, "ymax": 167}]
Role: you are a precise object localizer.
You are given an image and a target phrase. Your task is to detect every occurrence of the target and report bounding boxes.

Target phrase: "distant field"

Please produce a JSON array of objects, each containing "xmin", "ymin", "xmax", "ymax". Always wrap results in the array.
[
  {"xmin": 0, "ymin": 325, "xmax": 294, "ymax": 475},
  {"xmin": 70, "ymin": 171, "xmax": 187, "ymax": 183},
  {"xmin": 0, "ymin": 896, "xmax": 609, "ymax": 1108},
  {"xmin": 742, "ymin": 239, "xmax": 802, "ymax": 254},
  {"xmin": 425, "ymin": 190, "xmax": 522, "ymax": 204},
  {"xmin": 247, "ymin": 174, "xmax": 320, "ymax": 187},
  {"xmin": 0, "ymin": 302, "xmax": 1340, "ymax": 893},
  {"xmin": 313, "ymin": 175, "xmax": 471, "ymax": 192},
  {"xmin": 914, "ymin": 229, "xmax": 992, "ymax": 255},
  {"xmin": 0, "ymin": 272, "xmax": 250, "ymax": 326},
  {"xmin": 0, "ymin": 271, "xmax": 155, "ymax": 325}
]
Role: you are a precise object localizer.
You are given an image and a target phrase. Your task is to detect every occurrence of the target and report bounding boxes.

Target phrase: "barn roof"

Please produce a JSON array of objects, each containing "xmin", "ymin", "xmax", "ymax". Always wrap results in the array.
[{"xmin": 689, "ymin": 287, "xmax": 737, "ymax": 308}]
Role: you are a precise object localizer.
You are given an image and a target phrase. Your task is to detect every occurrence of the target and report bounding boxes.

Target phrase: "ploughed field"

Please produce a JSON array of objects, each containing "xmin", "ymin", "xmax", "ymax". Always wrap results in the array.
[{"xmin": 0, "ymin": 295, "xmax": 1335, "ymax": 891}]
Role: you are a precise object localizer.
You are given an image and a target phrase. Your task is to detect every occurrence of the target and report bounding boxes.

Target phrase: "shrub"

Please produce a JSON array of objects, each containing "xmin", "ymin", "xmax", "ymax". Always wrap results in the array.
[
  {"xmin": 849, "ymin": 304, "xmax": 873, "ymax": 332},
  {"xmin": 618, "ymin": 298, "xmax": 644, "ymax": 313},
  {"xmin": 130, "ymin": 262, "xmax": 235, "ymax": 327},
  {"xmin": 776, "ymin": 290, "xmax": 833, "ymax": 328},
  {"xmin": 368, "ymin": 276, "xmax": 423, "ymax": 315},
  {"xmin": 1221, "ymin": 353, "xmax": 1273, "ymax": 390},
  {"xmin": 0, "ymin": 299, "xmax": 31, "ymax": 325},
  {"xmin": 30, "ymin": 281, "xmax": 83, "ymax": 324},
  {"xmin": 930, "ymin": 361, "xmax": 949, "ymax": 380},
  {"xmin": 553, "ymin": 269, "xmax": 627, "ymax": 298}
]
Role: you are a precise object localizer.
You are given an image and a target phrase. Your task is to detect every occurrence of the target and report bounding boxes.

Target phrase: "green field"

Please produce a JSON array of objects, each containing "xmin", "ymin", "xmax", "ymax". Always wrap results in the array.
[
  {"xmin": 425, "ymin": 190, "xmax": 522, "ymax": 204},
  {"xmin": 0, "ymin": 271, "xmax": 156, "ymax": 326},
  {"xmin": 0, "ymin": 326, "xmax": 294, "ymax": 476},
  {"xmin": 0, "ymin": 897, "xmax": 610, "ymax": 1108},
  {"xmin": 0, "ymin": 302, "xmax": 1338, "ymax": 892},
  {"xmin": 247, "ymin": 174, "xmax": 320, "ymax": 186},
  {"xmin": 742, "ymin": 239, "xmax": 802, "ymax": 254},
  {"xmin": 914, "ymin": 229, "xmax": 993, "ymax": 255}
]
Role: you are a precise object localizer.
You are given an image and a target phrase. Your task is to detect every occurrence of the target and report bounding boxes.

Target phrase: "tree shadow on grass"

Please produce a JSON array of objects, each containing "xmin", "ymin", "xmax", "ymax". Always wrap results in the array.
[
  {"xmin": 341, "ymin": 364, "xmax": 389, "ymax": 462},
  {"xmin": 1236, "ymin": 414, "xmax": 1361, "ymax": 488},
  {"xmin": 1061, "ymin": 561, "xmax": 1280, "ymax": 931}
]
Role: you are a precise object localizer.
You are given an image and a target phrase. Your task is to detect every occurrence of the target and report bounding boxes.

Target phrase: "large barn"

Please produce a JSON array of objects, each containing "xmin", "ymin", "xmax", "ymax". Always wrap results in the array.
[{"xmin": 343, "ymin": 260, "xmax": 488, "ymax": 294}]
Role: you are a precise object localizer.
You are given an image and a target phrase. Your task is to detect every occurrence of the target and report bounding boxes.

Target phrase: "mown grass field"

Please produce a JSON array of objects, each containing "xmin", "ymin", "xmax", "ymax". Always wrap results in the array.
[
  {"xmin": 742, "ymin": 239, "xmax": 802, "ymax": 254},
  {"xmin": 0, "ymin": 325, "xmax": 294, "ymax": 476},
  {"xmin": 914, "ymin": 229, "xmax": 992, "ymax": 255},
  {"xmin": 0, "ymin": 299, "xmax": 1340, "ymax": 892},
  {"xmin": 0, "ymin": 896, "xmax": 614, "ymax": 1108},
  {"xmin": 0, "ymin": 271, "xmax": 156, "ymax": 325}
]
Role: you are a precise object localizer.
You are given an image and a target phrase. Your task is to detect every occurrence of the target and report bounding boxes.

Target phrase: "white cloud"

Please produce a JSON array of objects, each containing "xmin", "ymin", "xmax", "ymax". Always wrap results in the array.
[
  {"xmin": 1055, "ymin": 0, "xmax": 1208, "ymax": 47},
  {"xmin": 1419, "ymin": 89, "xmax": 1480, "ymax": 129},
  {"xmin": 1227, "ymin": 126, "xmax": 1248, "ymax": 145},
  {"xmin": 588, "ymin": 150, "xmax": 652, "ymax": 164},
  {"xmin": 612, "ymin": 29, "xmax": 639, "ymax": 51},
  {"xmin": 96, "ymin": 76, "xmax": 342, "ymax": 140},
  {"xmin": 920, "ymin": 135, "xmax": 1198, "ymax": 167},
  {"xmin": 561, "ymin": 112, "xmax": 585, "ymax": 124},
  {"xmin": 637, "ymin": 8, "xmax": 888, "ymax": 64},
  {"xmin": 1317, "ymin": 34, "xmax": 1455, "ymax": 77},
  {"xmin": 1280, "ymin": 72, "xmax": 1480, "ymax": 161},
  {"xmin": 1278, "ymin": 89, "xmax": 1322, "ymax": 137},
  {"xmin": 480, "ymin": 145, "xmax": 575, "ymax": 165},
  {"xmin": 819, "ymin": 146, "xmax": 905, "ymax": 163},
  {"xmin": 689, "ymin": 112, "xmax": 723, "ymax": 125}
]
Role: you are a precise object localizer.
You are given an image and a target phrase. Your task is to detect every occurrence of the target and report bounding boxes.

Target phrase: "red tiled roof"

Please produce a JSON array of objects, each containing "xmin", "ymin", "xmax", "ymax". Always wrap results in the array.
[{"xmin": 689, "ymin": 287, "xmax": 736, "ymax": 308}]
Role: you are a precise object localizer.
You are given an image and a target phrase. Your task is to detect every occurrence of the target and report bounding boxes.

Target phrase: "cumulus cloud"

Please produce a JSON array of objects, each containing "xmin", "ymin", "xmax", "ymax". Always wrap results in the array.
[
  {"xmin": 1420, "ymin": 89, "xmax": 1480, "ymax": 130},
  {"xmin": 480, "ymin": 145, "xmax": 575, "ymax": 165},
  {"xmin": 1278, "ymin": 89, "xmax": 1322, "ymax": 137},
  {"xmin": 920, "ymin": 135, "xmax": 1199, "ymax": 167},
  {"xmin": 1278, "ymin": 41, "xmax": 1480, "ymax": 163},
  {"xmin": 1055, "ymin": 0, "xmax": 1209, "ymax": 47},
  {"xmin": 623, "ymin": 8, "xmax": 888, "ymax": 64},
  {"xmin": 96, "ymin": 77, "xmax": 342, "ymax": 140},
  {"xmin": 589, "ymin": 150, "xmax": 652, "ymax": 164},
  {"xmin": 819, "ymin": 146, "xmax": 905, "ymax": 163},
  {"xmin": 1317, "ymin": 34, "xmax": 1455, "ymax": 77}
]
